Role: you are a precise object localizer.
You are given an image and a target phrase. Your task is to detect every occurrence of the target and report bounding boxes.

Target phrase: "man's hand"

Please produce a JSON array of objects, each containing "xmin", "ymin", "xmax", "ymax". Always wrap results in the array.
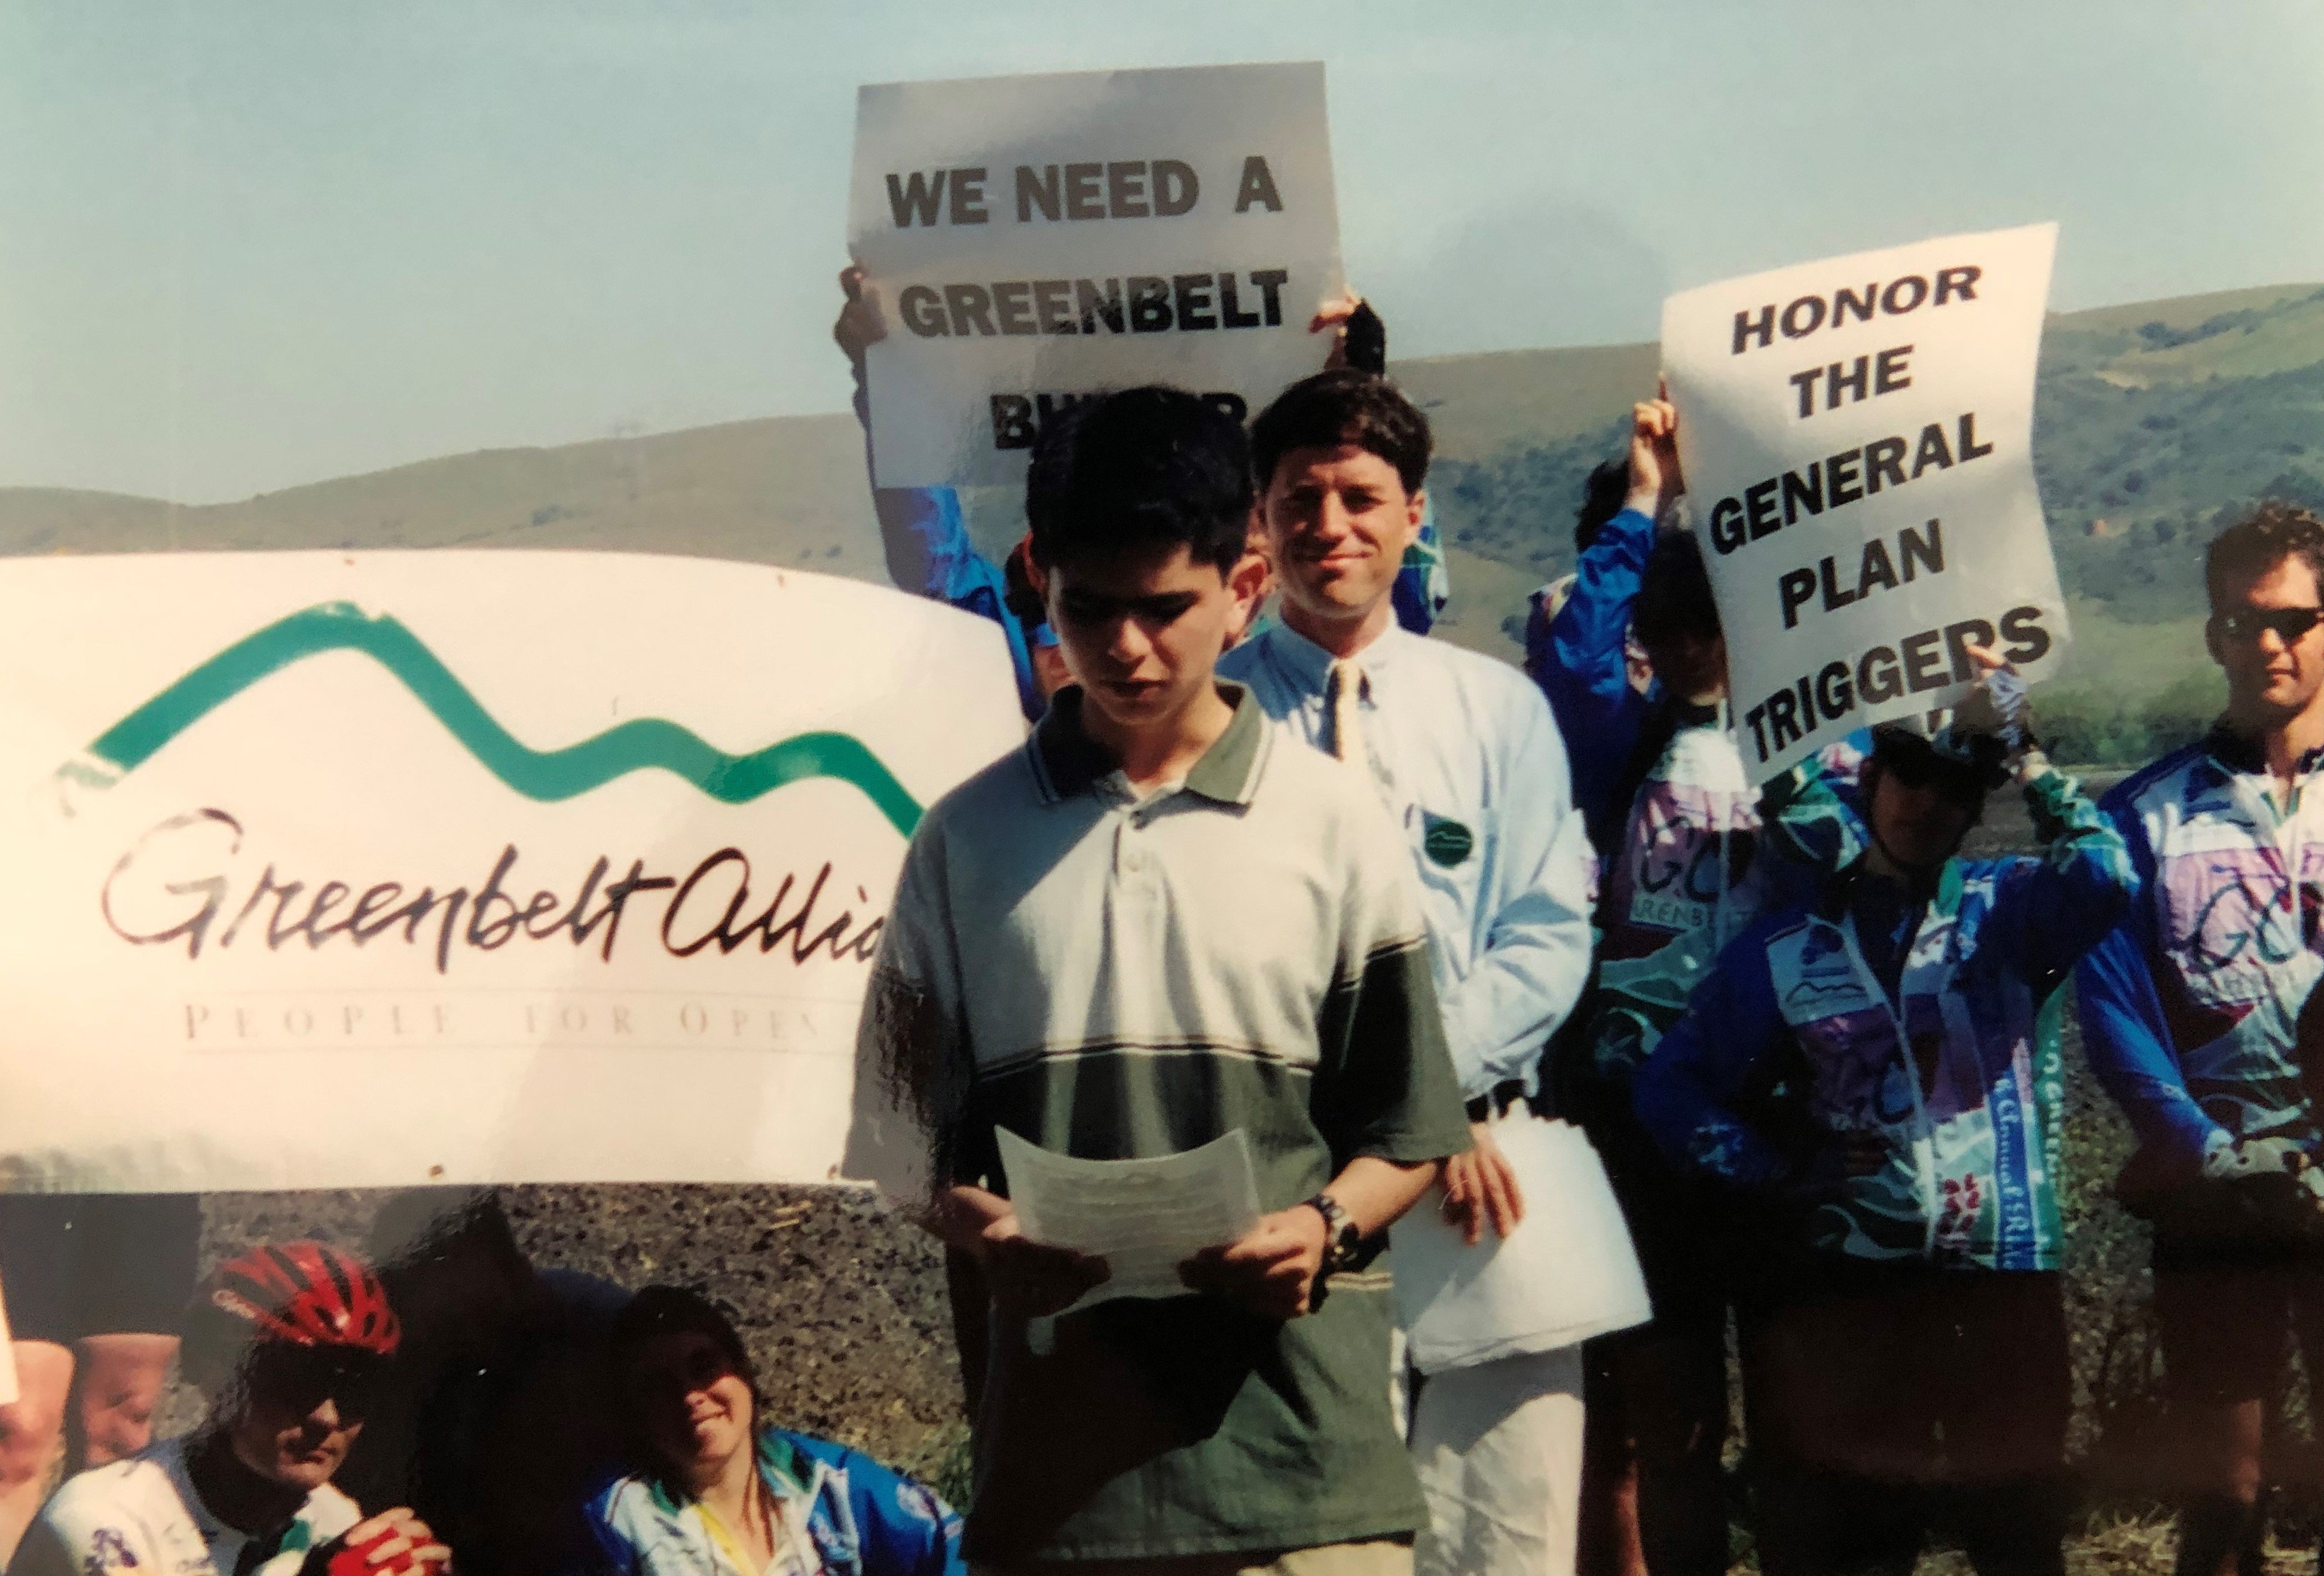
[
  {"xmin": 833, "ymin": 264, "xmax": 886, "ymax": 370},
  {"xmin": 1311, "ymin": 289, "xmax": 1387, "ymax": 375},
  {"xmin": 931, "ymin": 1185, "xmax": 1110, "ymax": 1318},
  {"xmin": 1310, "ymin": 288, "xmax": 1363, "ymax": 370},
  {"xmin": 1623, "ymin": 378, "xmax": 1683, "ymax": 521},
  {"xmin": 1441, "ymin": 1120, "xmax": 1525, "ymax": 1246},
  {"xmin": 975, "ymin": 1210, "xmax": 1111, "ymax": 1319},
  {"xmin": 302, "ymin": 1510, "xmax": 451, "ymax": 1576},
  {"xmin": 1948, "ymin": 642, "xmax": 2041, "ymax": 774},
  {"xmin": 1179, "ymin": 1205, "xmax": 1330, "ymax": 1320}
]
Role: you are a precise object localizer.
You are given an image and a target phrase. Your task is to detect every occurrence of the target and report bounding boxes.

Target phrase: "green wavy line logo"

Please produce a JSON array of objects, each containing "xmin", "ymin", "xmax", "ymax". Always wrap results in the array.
[{"xmin": 56, "ymin": 601, "xmax": 925, "ymax": 836}]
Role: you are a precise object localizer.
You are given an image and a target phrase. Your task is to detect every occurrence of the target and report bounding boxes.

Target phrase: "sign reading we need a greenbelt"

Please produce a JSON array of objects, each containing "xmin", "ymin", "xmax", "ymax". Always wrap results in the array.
[
  {"xmin": 851, "ymin": 61, "xmax": 1346, "ymax": 488},
  {"xmin": 0, "ymin": 552, "xmax": 1022, "ymax": 1192}
]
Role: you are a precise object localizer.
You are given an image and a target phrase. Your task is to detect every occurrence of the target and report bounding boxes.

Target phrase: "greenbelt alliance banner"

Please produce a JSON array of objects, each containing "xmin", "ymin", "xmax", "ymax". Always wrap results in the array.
[{"xmin": 0, "ymin": 551, "xmax": 1023, "ymax": 1192}]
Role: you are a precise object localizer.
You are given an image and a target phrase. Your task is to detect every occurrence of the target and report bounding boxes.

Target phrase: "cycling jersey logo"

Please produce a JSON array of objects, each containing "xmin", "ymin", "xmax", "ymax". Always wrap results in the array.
[
  {"xmin": 2163, "ymin": 850, "xmax": 2320, "ymax": 981},
  {"xmin": 53, "ymin": 602, "xmax": 927, "ymax": 836},
  {"xmin": 85, "ymin": 1529, "xmax": 137, "ymax": 1574}
]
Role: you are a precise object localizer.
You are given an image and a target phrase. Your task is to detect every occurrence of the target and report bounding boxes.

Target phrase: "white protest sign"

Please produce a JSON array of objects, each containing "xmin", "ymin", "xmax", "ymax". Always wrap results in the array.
[
  {"xmin": 1661, "ymin": 222, "xmax": 2065, "ymax": 783},
  {"xmin": 850, "ymin": 62, "xmax": 1344, "ymax": 488},
  {"xmin": 0, "ymin": 552, "xmax": 1022, "ymax": 1192}
]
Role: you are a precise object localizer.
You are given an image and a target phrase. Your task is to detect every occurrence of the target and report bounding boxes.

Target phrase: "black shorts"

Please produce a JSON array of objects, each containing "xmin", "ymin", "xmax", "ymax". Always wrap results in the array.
[
  {"xmin": 2152, "ymin": 1232, "xmax": 2324, "ymax": 1409},
  {"xmin": 1576, "ymin": 1097, "xmax": 1735, "ymax": 1325},
  {"xmin": 0, "ymin": 1194, "xmax": 203, "ymax": 1346},
  {"xmin": 1738, "ymin": 1259, "xmax": 2071, "ymax": 1485}
]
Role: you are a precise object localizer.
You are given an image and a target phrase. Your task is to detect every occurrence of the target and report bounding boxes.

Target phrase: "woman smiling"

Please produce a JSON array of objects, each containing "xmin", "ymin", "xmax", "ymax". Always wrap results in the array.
[{"xmin": 586, "ymin": 1287, "xmax": 961, "ymax": 1576}]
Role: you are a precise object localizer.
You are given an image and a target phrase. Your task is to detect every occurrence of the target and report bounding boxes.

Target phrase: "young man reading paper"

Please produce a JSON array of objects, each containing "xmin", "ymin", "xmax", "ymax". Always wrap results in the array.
[{"xmin": 843, "ymin": 387, "xmax": 1472, "ymax": 1574}]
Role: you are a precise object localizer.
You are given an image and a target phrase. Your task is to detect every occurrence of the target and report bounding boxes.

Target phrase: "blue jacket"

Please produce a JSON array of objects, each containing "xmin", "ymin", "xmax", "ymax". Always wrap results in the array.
[
  {"xmin": 1528, "ymin": 506, "xmax": 1655, "ymax": 853},
  {"xmin": 1635, "ymin": 767, "xmax": 2135, "ymax": 1270},
  {"xmin": 586, "ymin": 1428, "xmax": 963, "ymax": 1576}
]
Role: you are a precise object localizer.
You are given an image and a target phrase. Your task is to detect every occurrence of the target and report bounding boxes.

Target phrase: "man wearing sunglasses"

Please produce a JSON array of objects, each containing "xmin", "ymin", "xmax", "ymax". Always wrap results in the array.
[
  {"xmin": 1634, "ymin": 659, "xmax": 2134, "ymax": 1575},
  {"xmin": 2077, "ymin": 500, "xmax": 2324, "ymax": 1576},
  {"xmin": 10, "ymin": 1241, "xmax": 451, "ymax": 1576}
]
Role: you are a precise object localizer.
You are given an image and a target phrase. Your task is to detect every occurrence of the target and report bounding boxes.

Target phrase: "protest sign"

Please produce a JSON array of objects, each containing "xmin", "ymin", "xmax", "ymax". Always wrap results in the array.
[
  {"xmin": 1661, "ymin": 222, "xmax": 2065, "ymax": 782},
  {"xmin": 849, "ymin": 62, "xmax": 1344, "ymax": 488},
  {"xmin": 0, "ymin": 552, "xmax": 1022, "ymax": 1193}
]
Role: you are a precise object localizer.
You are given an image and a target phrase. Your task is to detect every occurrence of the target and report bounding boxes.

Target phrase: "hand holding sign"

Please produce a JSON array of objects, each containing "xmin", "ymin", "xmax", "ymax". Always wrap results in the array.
[
  {"xmin": 1625, "ymin": 380, "xmax": 1684, "ymax": 522},
  {"xmin": 834, "ymin": 264, "xmax": 884, "ymax": 371}
]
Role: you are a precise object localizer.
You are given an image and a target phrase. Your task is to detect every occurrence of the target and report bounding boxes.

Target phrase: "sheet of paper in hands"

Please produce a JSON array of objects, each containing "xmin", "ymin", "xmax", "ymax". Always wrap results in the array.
[
  {"xmin": 996, "ymin": 1128, "xmax": 1262, "ymax": 1316},
  {"xmin": 1389, "ymin": 1117, "xmax": 1652, "ymax": 1374}
]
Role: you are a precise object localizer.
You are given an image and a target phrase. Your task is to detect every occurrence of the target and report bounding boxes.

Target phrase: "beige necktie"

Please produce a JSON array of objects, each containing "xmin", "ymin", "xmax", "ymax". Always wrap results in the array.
[{"xmin": 1326, "ymin": 658, "xmax": 1366, "ymax": 765}]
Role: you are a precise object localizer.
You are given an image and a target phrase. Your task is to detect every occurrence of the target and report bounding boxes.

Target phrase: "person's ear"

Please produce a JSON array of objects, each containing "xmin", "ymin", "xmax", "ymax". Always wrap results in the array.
[
  {"xmin": 2203, "ymin": 615, "xmax": 2225, "ymax": 670},
  {"xmin": 1406, "ymin": 487, "xmax": 1427, "ymax": 535},
  {"xmin": 1025, "ymin": 552, "xmax": 1049, "ymax": 607},
  {"xmin": 1228, "ymin": 549, "xmax": 1270, "ymax": 624}
]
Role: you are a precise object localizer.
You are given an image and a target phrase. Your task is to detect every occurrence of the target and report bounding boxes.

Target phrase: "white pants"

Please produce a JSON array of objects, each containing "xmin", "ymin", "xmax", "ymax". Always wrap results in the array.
[{"xmin": 1409, "ymin": 1346, "xmax": 1586, "ymax": 1576}]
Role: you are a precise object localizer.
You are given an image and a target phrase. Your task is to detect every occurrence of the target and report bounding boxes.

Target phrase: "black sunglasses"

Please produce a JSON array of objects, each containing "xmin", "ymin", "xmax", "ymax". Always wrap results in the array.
[
  {"xmin": 1876, "ymin": 744, "xmax": 1990, "ymax": 806},
  {"xmin": 244, "ymin": 1343, "xmax": 392, "ymax": 1419},
  {"xmin": 2210, "ymin": 606, "xmax": 2324, "ymax": 644}
]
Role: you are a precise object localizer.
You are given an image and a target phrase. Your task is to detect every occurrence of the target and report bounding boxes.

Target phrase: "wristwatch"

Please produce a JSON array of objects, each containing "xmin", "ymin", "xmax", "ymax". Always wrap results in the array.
[{"xmin": 1301, "ymin": 1192, "xmax": 1363, "ymax": 1276}]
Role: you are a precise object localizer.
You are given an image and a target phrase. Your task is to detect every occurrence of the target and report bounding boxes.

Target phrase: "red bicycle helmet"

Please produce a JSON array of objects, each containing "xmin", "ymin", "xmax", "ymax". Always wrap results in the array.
[{"xmin": 207, "ymin": 1241, "xmax": 401, "ymax": 1357}]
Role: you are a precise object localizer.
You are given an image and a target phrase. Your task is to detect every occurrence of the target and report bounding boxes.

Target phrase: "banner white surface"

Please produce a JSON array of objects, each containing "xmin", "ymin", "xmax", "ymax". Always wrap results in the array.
[
  {"xmin": 1661, "ymin": 223, "xmax": 2065, "ymax": 783},
  {"xmin": 0, "ymin": 552, "xmax": 1022, "ymax": 1192},
  {"xmin": 850, "ymin": 62, "xmax": 1344, "ymax": 488}
]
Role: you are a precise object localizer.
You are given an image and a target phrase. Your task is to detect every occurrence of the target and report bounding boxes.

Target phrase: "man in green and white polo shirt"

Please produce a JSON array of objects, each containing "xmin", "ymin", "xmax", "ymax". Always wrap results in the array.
[{"xmin": 844, "ymin": 386, "xmax": 1473, "ymax": 1575}]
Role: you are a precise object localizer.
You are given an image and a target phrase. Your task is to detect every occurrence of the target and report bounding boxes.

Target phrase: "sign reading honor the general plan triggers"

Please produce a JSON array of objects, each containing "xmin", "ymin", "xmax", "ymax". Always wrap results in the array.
[
  {"xmin": 850, "ymin": 62, "xmax": 1344, "ymax": 488},
  {"xmin": 1661, "ymin": 223, "xmax": 2065, "ymax": 783}
]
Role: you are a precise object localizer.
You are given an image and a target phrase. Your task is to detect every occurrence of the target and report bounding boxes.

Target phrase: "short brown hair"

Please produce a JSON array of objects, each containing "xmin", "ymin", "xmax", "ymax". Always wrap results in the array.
[
  {"xmin": 1250, "ymin": 369, "xmax": 1432, "ymax": 497},
  {"xmin": 2206, "ymin": 500, "xmax": 2324, "ymax": 609}
]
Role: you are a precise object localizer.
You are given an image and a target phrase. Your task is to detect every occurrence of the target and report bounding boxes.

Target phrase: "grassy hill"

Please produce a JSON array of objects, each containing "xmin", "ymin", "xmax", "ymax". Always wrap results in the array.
[
  {"xmin": 0, "ymin": 414, "xmax": 882, "ymax": 568},
  {"xmin": 5, "ymin": 279, "xmax": 2318, "ymax": 760}
]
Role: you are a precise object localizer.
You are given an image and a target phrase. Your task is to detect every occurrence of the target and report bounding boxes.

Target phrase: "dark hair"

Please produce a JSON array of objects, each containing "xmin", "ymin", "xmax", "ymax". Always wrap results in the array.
[
  {"xmin": 1002, "ymin": 536, "xmax": 1047, "ymax": 630},
  {"xmin": 1250, "ymin": 369, "xmax": 1431, "ymax": 498},
  {"xmin": 1576, "ymin": 459, "xmax": 1631, "ymax": 553},
  {"xmin": 2206, "ymin": 500, "xmax": 2324, "ymax": 609},
  {"xmin": 1025, "ymin": 387, "xmax": 1252, "ymax": 576},
  {"xmin": 1630, "ymin": 529, "xmax": 1721, "ymax": 680},
  {"xmin": 611, "ymin": 1285, "xmax": 766, "ymax": 1492}
]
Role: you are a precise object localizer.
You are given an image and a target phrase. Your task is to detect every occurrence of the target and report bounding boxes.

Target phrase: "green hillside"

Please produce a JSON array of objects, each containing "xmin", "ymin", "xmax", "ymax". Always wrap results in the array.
[
  {"xmin": 4, "ymin": 278, "xmax": 2316, "ymax": 761},
  {"xmin": 0, "ymin": 415, "xmax": 882, "ymax": 568}
]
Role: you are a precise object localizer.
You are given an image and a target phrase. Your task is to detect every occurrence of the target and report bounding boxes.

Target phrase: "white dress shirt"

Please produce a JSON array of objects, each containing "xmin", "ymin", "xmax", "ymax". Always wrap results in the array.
[{"xmin": 1221, "ymin": 622, "xmax": 1596, "ymax": 1100}]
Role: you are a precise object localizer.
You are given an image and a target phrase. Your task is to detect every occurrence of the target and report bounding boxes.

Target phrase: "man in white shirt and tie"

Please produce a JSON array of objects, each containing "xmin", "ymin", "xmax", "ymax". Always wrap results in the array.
[{"xmin": 1219, "ymin": 369, "xmax": 1599, "ymax": 1576}]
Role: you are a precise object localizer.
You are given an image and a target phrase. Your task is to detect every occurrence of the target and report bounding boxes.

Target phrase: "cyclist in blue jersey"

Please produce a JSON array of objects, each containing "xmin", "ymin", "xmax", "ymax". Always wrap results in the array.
[
  {"xmin": 833, "ymin": 268, "xmax": 1448, "ymax": 723},
  {"xmin": 1635, "ymin": 661, "xmax": 2135, "ymax": 1576},
  {"xmin": 2076, "ymin": 501, "xmax": 2324, "ymax": 1576},
  {"xmin": 587, "ymin": 1287, "xmax": 961, "ymax": 1576}
]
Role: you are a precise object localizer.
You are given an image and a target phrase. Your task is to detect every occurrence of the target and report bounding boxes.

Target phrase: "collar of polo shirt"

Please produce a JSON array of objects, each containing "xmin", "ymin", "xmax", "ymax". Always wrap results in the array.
[{"xmin": 1029, "ymin": 683, "xmax": 1269, "ymax": 808}]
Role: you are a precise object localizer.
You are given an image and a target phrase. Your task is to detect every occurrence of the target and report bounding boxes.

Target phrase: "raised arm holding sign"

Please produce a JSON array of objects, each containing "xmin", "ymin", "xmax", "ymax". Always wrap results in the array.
[{"xmin": 1659, "ymin": 222, "xmax": 2065, "ymax": 783}]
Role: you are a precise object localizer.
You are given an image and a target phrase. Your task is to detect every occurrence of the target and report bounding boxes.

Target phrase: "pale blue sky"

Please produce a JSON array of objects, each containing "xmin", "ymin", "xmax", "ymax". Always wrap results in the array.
[{"xmin": 4, "ymin": 0, "xmax": 2319, "ymax": 503}]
